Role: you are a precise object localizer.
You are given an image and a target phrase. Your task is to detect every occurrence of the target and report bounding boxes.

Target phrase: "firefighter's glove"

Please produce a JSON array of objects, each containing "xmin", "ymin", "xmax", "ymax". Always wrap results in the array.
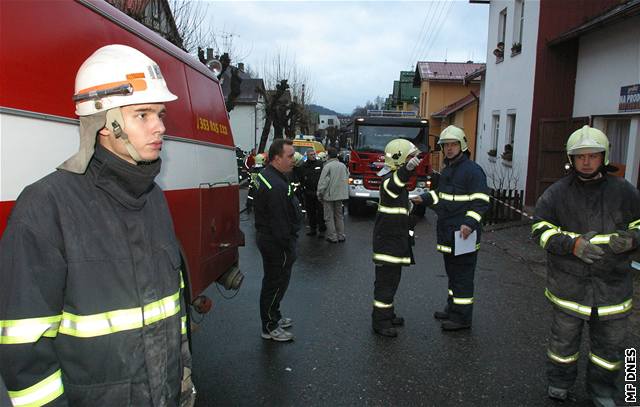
[
  {"xmin": 405, "ymin": 156, "xmax": 421, "ymax": 171},
  {"xmin": 609, "ymin": 230, "xmax": 637, "ymax": 254},
  {"xmin": 572, "ymin": 232, "xmax": 604, "ymax": 264}
]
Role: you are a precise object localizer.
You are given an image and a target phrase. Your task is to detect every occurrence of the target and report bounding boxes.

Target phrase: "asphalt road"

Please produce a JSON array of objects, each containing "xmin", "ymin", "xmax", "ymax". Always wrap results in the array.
[{"xmin": 190, "ymin": 200, "xmax": 639, "ymax": 407}]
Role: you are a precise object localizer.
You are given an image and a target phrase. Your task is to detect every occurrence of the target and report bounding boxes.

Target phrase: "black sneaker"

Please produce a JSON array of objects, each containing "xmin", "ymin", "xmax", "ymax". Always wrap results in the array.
[
  {"xmin": 373, "ymin": 327, "xmax": 398, "ymax": 337},
  {"xmin": 547, "ymin": 386, "xmax": 568, "ymax": 401},
  {"xmin": 441, "ymin": 320, "xmax": 471, "ymax": 331},
  {"xmin": 433, "ymin": 311, "xmax": 449, "ymax": 320},
  {"xmin": 391, "ymin": 316, "xmax": 405, "ymax": 326}
]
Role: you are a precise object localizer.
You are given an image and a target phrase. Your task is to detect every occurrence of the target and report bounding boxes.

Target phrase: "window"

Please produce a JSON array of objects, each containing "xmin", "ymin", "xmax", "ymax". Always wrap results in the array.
[
  {"xmin": 513, "ymin": 0, "xmax": 524, "ymax": 50},
  {"xmin": 328, "ymin": 118, "xmax": 334, "ymax": 125},
  {"xmin": 498, "ymin": 8, "xmax": 507, "ymax": 45},
  {"xmin": 606, "ymin": 118, "xmax": 631, "ymax": 165},
  {"xmin": 507, "ymin": 113, "xmax": 516, "ymax": 146},
  {"xmin": 490, "ymin": 113, "xmax": 500, "ymax": 157}
]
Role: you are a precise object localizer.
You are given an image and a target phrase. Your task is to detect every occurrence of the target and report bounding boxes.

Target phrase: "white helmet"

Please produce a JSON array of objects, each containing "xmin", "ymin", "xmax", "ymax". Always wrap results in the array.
[
  {"xmin": 60, "ymin": 45, "xmax": 177, "ymax": 173},
  {"xmin": 73, "ymin": 44, "xmax": 177, "ymax": 116},
  {"xmin": 438, "ymin": 125, "xmax": 468, "ymax": 152}
]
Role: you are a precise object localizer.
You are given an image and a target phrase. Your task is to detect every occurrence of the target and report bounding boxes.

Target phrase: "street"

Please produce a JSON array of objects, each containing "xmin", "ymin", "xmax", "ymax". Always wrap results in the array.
[{"xmin": 191, "ymin": 197, "xmax": 640, "ymax": 407}]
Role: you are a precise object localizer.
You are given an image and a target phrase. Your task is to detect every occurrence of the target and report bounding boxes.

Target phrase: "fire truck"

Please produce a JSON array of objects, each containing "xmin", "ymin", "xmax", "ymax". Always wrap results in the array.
[
  {"xmin": 347, "ymin": 111, "xmax": 433, "ymax": 215},
  {"xmin": 0, "ymin": 0, "xmax": 244, "ymax": 318}
]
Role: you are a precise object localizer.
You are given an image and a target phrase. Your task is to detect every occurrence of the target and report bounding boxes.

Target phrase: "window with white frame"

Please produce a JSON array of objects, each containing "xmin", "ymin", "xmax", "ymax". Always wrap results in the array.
[
  {"xmin": 498, "ymin": 8, "xmax": 507, "ymax": 46},
  {"xmin": 490, "ymin": 113, "xmax": 500, "ymax": 156},
  {"xmin": 504, "ymin": 113, "xmax": 516, "ymax": 161},
  {"xmin": 513, "ymin": 0, "xmax": 524, "ymax": 53}
]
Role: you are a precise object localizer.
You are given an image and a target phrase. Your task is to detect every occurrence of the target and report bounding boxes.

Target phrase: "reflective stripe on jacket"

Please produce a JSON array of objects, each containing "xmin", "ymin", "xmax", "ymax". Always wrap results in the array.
[
  {"xmin": 0, "ymin": 146, "xmax": 189, "ymax": 406},
  {"xmin": 532, "ymin": 173, "xmax": 640, "ymax": 320}
]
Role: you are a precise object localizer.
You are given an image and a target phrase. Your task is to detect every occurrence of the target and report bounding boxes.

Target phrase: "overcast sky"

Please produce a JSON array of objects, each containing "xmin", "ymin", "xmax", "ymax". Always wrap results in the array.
[{"xmin": 204, "ymin": 1, "xmax": 490, "ymax": 114}]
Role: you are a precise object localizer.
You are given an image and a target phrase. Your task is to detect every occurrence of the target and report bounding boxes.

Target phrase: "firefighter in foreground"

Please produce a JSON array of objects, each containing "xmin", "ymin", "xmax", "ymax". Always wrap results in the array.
[
  {"xmin": 0, "ymin": 45, "xmax": 194, "ymax": 406},
  {"xmin": 531, "ymin": 126, "xmax": 639, "ymax": 407},
  {"xmin": 412, "ymin": 125, "xmax": 490, "ymax": 331},
  {"xmin": 254, "ymin": 139, "xmax": 302, "ymax": 342},
  {"xmin": 372, "ymin": 139, "xmax": 421, "ymax": 337}
]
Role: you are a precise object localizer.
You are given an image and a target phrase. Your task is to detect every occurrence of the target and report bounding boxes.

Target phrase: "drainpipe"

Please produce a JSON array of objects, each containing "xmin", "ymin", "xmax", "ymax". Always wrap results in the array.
[{"xmin": 470, "ymin": 90, "xmax": 480, "ymax": 161}]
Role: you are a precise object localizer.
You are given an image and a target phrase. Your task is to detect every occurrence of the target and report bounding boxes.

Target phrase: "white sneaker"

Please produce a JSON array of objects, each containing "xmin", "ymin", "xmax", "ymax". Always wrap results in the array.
[
  {"xmin": 278, "ymin": 317, "xmax": 293, "ymax": 328},
  {"xmin": 261, "ymin": 327, "xmax": 294, "ymax": 342}
]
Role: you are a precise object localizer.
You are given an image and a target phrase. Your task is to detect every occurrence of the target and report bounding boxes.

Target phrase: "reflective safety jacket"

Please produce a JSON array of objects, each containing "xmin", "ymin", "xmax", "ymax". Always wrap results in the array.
[
  {"xmin": 419, "ymin": 153, "xmax": 490, "ymax": 254},
  {"xmin": 254, "ymin": 164, "xmax": 302, "ymax": 250},
  {"xmin": 532, "ymin": 173, "xmax": 640, "ymax": 321},
  {"xmin": 0, "ymin": 146, "xmax": 190, "ymax": 406},
  {"xmin": 373, "ymin": 165, "xmax": 416, "ymax": 266}
]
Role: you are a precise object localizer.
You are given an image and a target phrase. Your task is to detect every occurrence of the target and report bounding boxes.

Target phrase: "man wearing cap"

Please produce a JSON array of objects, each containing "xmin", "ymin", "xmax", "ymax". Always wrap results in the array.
[
  {"xmin": 0, "ymin": 45, "xmax": 194, "ymax": 406},
  {"xmin": 532, "ymin": 125, "xmax": 640, "ymax": 407},
  {"xmin": 411, "ymin": 125, "xmax": 490, "ymax": 331}
]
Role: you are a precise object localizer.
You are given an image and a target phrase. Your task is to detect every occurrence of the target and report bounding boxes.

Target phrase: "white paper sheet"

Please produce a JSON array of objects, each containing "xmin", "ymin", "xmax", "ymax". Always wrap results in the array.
[{"xmin": 454, "ymin": 230, "xmax": 477, "ymax": 256}]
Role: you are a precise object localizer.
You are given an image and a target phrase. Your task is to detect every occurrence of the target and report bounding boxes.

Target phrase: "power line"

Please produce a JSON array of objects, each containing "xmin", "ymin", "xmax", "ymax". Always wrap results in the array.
[
  {"xmin": 422, "ymin": 0, "xmax": 454, "ymax": 61},
  {"xmin": 407, "ymin": 2, "xmax": 435, "ymax": 68},
  {"xmin": 415, "ymin": 0, "xmax": 447, "ymax": 63}
]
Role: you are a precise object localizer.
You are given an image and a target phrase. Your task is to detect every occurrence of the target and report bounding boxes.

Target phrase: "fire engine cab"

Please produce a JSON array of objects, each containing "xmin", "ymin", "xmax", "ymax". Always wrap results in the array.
[
  {"xmin": 0, "ymin": 0, "xmax": 244, "ymax": 314},
  {"xmin": 347, "ymin": 111, "xmax": 433, "ymax": 215}
]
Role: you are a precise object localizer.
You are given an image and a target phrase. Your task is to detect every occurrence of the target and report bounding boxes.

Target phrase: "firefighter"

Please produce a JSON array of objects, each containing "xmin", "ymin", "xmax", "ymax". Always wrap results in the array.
[
  {"xmin": 531, "ymin": 125, "xmax": 639, "ymax": 407},
  {"xmin": 0, "ymin": 45, "xmax": 194, "ymax": 406},
  {"xmin": 301, "ymin": 149, "xmax": 326, "ymax": 237},
  {"xmin": 254, "ymin": 139, "xmax": 302, "ymax": 342},
  {"xmin": 372, "ymin": 139, "xmax": 421, "ymax": 337},
  {"xmin": 412, "ymin": 125, "xmax": 490, "ymax": 331},
  {"xmin": 291, "ymin": 151, "xmax": 306, "ymax": 214},
  {"xmin": 246, "ymin": 152, "xmax": 267, "ymax": 213}
]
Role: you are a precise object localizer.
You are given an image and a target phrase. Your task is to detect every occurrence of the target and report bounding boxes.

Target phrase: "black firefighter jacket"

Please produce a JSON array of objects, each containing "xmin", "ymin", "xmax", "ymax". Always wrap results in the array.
[
  {"xmin": 254, "ymin": 165, "xmax": 302, "ymax": 251},
  {"xmin": 532, "ymin": 172, "xmax": 640, "ymax": 320},
  {"xmin": 0, "ymin": 145, "xmax": 190, "ymax": 406},
  {"xmin": 419, "ymin": 153, "xmax": 490, "ymax": 254},
  {"xmin": 301, "ymin": 159, "xmax": 323, "ymax": 195},
  {"xmin": 373, "ymin": 165, "xmax": 416, "ymax": 266}
]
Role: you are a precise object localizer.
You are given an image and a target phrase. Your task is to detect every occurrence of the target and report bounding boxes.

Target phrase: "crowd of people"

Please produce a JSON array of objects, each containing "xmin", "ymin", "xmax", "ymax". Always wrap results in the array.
[{"xmin": 0, "ymin": 43, "xmax": 638, "ymax": 407}]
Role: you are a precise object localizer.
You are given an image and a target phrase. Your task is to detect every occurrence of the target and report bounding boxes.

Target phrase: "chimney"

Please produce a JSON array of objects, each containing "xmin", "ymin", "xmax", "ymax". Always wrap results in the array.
[
  {"xmin": 206, "ymin": 48, "xmax": 214, "ymax": 62},
  {"xmin": 237, "ymin": 63, "xmax": 244, "ymax": 71}
]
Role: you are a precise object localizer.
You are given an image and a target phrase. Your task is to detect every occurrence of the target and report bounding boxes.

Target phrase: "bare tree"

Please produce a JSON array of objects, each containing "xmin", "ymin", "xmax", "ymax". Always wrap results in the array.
[
  {"xmin": 168, "ymin": 0, "xmax": 213, "ymax": 53},
  {"xmin": 486, "ymin": 161, "xmax": 521, "ymax": 191}
]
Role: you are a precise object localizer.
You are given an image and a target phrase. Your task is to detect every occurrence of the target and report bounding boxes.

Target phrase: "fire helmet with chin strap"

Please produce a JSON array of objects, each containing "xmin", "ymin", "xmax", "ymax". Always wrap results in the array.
[
  {"xmin": 438, "ymin": 125, "xmax": 468, "ymax": 152},
  {"xmin": 254, "ymin": 152, "xmax": 267, "ymax": 167},
  {"xmin": 383, "ymin": 139, "xmax": 418, "ymax": 170},
  {"xmin": 59, "ymin": 44, "xmax": 177, "ymax": 173},
  {"xmin": 566, "ymin": 125, "xmax": 610, "ymax": 166},
  {"xmin": 293, "ymin": 151, "xmax": 304, "ymax": 167}
]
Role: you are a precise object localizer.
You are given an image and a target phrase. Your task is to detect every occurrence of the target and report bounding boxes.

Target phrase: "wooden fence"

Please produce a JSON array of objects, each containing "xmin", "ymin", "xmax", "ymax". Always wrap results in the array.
[{"xmin": 482, "ymin": 189, "xmax": 524, "ymax": 225}]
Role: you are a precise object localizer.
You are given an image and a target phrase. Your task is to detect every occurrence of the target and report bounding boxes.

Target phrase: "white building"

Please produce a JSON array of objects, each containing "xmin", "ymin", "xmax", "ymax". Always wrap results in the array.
[
  {"xmin": 222, "ymin": 74, "xmax": 268, "ymax": 153},
  {"xmin": 318, "ymin": 114, "xmax": 340, "ymax": 130}
]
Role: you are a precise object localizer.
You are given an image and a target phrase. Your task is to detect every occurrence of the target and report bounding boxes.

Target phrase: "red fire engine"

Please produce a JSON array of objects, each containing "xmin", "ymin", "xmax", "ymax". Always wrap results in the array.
[
  {"xmin": 347, "ymin": 111, "xmax": 434, "ymax": 215},
  {"xmin": 0, "ymin": 0, "xmax": 244, "ymax": 314}
]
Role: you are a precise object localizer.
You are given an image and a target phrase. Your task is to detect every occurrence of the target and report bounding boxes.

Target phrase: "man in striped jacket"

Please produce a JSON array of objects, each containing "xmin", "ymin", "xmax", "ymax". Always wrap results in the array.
[
  {"xmin": 412, "ymin": 125, "xmax": 490, "ymax": 331},
  {"xmin": 371, "ymin": 139, "xmax": 421, "ymax": 338},
  {"xmin": 532, "ymin": 126, "xmax": 639, "ymax": 406}
]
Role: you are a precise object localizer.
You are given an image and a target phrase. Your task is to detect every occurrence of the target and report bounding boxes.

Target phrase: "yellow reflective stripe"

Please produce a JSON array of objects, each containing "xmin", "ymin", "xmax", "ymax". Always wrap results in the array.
[
  {"xmin": 629, "ymin": 219, "xmax": 640, "ymax": 229},
  {"xmin": 469, "ymin": 193, "xmax": 490, "ymax": 202},
  {"xmin": 448, "ymin": 289, "xmax": 453, "ymax": 296},
  {"xmin": 540, "ymin": 229, "xmax": 561, "ymax": 248},
  {"xmin": 59, "ymin": 290, "xmax": 181, "ymax": 338},
  {"xmin": 393, "ymin": 172, "xmax": 405, "ymax": 187},
  {"xmin": 555, "ymin": 230, "xmax": 619, "ymax": 245},
  {"xmin": 180, "ymin": 272, "xmax": 185, "ymax": 289},
  {"xmin": 8, "ymin": 369, "xmax": 64, "ymax": 407},
  {"xmin": 598, "ymin": 298, "xmax": 632, "ymax": 316},
  {"xmin": 466, "ymin": 211, "xmax": 482, "ymax": 222},
  {"xmin": 475, "ymin": 243, "xmax": 481, "ymax": 250},
  {"xmin": 545, "ymin": 289, "xmax": 592, "ymax": 316},
  {"xmin": 439, "ymin": 192, "xmax": 457, "ymax": 201},
  {"xmin": 452, "ymin": 297, "xmax": 474, "ymax": 305},
  {"xmin": 288, "ymin": 184, "xmax": 292, "ymax": 196},
  {"xmin": 437, "ymin": 244, "xmax": 452, "ymax": 253},
  {"xmin": 429, "ymin": 190, "xmax": 439, "ymax": 204},
  {"xmin": 589, "ymin": 353, "xmax": 622, "ymax": 371},
  {"xmin": 181, "ymin": 316, "xmax": 187, "ymax": 335},
  {"xmin": 373, "ymin": 300, "xmax": 393, "ymax": 309},
  {"xmin": 547, "ymin": 350, "xmax": 579, "ymax": 364},
  {"xmin": 0, "ymin": 315, "xmax": 61, "ymax": 345},
  {"xmin": 382, "ymin": 179, "xmax": 399, "ymax": 199},
  {"xmin": 373, "ymin": 253, "xmax": 411, "ymax": 264},
  {"xmin": 257, "ymin": 173, "xmax": 272, "ymax": 189},
  {"xmin": 378, "ymin": 205, "xmax": 409, "ymax": 215},
  {"xmin": 532, "ymin": 221, "xmax": 557, "ymax": 233}
]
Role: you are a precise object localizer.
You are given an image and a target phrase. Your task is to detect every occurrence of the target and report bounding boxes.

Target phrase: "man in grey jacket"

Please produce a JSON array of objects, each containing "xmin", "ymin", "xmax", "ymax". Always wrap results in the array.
[{"xmin": 317, "ymin": 147, "xmax": 349, "ymax": 243}]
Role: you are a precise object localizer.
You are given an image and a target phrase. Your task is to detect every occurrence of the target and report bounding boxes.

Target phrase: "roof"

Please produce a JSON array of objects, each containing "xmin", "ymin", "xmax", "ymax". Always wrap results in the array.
[
  {"xmin": 463, "ymin": 66, "xmax": 486, "ymax": 85},
  {"xmin": 549, "ymin": 0, "xmax": 640, "ymax": 46},
  {"xmin": 413, "ymin": 61, "xmax": 486, "ymax": 86},
  {"xmin": 220, "ymin": 69, "xmax": 265, "ymax": 104},
  {"xmin": 431, "ymin": 93, "xmax": 477, "ymax": 119}
]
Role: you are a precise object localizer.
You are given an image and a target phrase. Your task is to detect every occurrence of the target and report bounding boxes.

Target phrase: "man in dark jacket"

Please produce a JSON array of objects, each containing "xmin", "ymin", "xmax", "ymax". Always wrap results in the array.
[
  {"xmin": 412, "ymin": 125, "xmax": 490, "ymax": 331},
  {"xmin": 254, "ymin": 138, "xmax": 302, "ymax": 342},
  {"xmin": 532, "ymin": 125, "xmax": 639, "ymax": 407},
  {"xmin": 0, "ymin": 45, "xmax": 193, "ymax": 406},
  {"xmin": 301, "ymin": 149, "xmax": 326, "ymax": 237},
  {"xmin": 372, "ymin": 139, "xmax": 421, "ymax": 337}
]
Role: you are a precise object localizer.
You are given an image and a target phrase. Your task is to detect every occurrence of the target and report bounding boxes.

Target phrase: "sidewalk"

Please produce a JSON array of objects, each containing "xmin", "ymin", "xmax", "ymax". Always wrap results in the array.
[{"xmin": 484, "ymin": 221, "xmax": 640, "ymax": 341}]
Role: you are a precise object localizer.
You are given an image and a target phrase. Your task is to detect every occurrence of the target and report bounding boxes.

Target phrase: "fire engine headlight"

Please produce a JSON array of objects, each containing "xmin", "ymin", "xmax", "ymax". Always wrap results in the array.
[
  {"xmin": 417, "ymin": 181, "xmax": 426, "ymax": 188},
  {"xmin": 352, "ymin": 178, "xmax": 363, "ymax": 185}
]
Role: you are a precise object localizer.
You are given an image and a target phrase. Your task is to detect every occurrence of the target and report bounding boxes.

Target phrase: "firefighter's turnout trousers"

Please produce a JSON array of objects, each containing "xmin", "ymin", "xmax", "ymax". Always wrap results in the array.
[
  {"xmin": 372, "ymin": 264, "xmax": 402, "ymax": 330},
  {"xmin": 547, "ymin": 308, "xmax": 627, "ymax": 398},
  {"xmin": 442, "ymin": 251, "xmax": 477, "ymax": 324},
  {"xmin": 257, "ymin": 233, "xmax": 296, "ymax": 332}
]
